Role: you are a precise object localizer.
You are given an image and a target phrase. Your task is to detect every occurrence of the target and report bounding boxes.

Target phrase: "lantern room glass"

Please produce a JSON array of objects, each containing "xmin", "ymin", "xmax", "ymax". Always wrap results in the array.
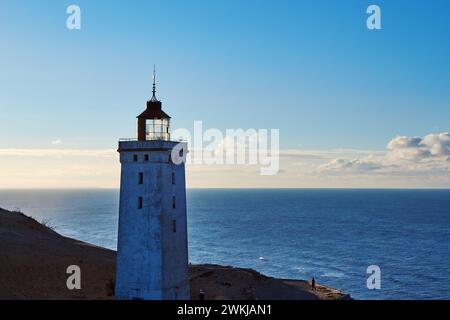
[{"xmin": 145, "ymin": 118, "xmax": 170, "ymax": 141}]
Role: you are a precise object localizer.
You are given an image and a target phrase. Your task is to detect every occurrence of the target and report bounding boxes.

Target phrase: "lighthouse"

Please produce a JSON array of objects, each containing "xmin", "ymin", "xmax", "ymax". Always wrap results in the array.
[{"xmin": 115, "ymin": 69, "xmax": 189, "ymax": 300}]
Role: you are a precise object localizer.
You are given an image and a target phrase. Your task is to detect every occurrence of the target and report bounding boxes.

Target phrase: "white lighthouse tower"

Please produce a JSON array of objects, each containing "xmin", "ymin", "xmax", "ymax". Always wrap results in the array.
[{"xmin": 115, "ymin": 70, "xmax": 189, "ymax": 300}]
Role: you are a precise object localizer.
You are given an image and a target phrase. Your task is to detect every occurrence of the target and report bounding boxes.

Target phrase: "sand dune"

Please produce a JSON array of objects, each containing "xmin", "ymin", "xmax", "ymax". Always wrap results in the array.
[{"xmin": 0, "ymin": 208, "xmax": 351, "ymax": 300}]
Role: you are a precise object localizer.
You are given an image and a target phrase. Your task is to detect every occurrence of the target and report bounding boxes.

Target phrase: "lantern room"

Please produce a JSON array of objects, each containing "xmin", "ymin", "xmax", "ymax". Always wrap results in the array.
[{"xmin": 137, "ymin": 69, "xmax": 171, "ymax": 141}]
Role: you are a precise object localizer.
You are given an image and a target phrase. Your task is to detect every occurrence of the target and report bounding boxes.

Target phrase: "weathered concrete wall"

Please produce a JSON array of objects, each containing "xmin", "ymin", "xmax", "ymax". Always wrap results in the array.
[
  {"xmin": 115, "ymin": 140, "xmax": 189, "ymax": 300},
  {"xmin": 161, "ymin": 158, "xmax": 189, "ymax": 299}
]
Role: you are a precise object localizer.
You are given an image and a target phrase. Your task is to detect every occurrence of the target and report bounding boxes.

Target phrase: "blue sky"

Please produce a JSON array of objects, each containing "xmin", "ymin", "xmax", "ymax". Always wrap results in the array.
[
  {"xmin": 1, "ymin": 0, "xmax": 449, "ymax": 150},
  {"xmin": 0, "ymin": 1, "xmax": 449, "ymax": 188}
]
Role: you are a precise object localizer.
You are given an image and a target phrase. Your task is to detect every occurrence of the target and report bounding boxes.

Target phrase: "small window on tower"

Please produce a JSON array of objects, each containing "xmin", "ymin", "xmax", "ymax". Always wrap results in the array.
[
  {"xmin": 172, "ymin": 172, "xmax": 175, "ymax": 185},
  {"xmin": 172, "ymin": 220, "xmax": 176, "ymax": 233},
  {"xmin": 139, "ymin": 172, "xmax": 144, "ymax": 184},
  {"xmin": 133, "ymin": 154, "xmax": 138, "ymax": 162},
  {"xmin": 172, "ymin": 196, "xmax": 176, "ymax": 209},
  {"xmin": 138, "ymin": 197, "xmax": 143, "ymax": 209},
  {"xmin": 144, "ymin": 154, "xmax": 149, "ymax": 161}
]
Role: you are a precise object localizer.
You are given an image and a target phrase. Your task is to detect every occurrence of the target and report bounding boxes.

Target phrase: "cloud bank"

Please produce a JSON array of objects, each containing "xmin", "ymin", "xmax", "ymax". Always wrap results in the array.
[
  {"xmin": 311, "ymin": 133, "xmax": 450, "ymax": 187},
  {"xmin": 0, "ymin": 133, "xmax": 449, "ymax": 188}
]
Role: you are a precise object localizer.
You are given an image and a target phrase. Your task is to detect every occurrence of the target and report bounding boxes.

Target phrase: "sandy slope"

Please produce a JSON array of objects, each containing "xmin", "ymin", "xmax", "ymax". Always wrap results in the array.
[{"xmin": 0, "ymin": 208, "xmax": 351, "ymax": 300}]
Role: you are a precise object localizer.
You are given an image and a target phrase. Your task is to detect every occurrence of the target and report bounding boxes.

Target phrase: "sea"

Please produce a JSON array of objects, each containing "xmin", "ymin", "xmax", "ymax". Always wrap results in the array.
[{"xmin": 0, "ymin": 189, "xmax": 449, "ymax": 300}]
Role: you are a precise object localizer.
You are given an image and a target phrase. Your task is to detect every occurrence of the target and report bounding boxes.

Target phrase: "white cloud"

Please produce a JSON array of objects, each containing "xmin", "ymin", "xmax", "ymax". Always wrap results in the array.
[
  {"xmin": 386, "ymin": 132, "xmax": 450, "ymax": 161},
  {"xmin": 318, "ymin": 157, "xmax": 382, "ymax": 172},
  {"xmin": 51, "ymin": 139, "xmax": 63, "ymax": 145},
  {"xmin": 387, "ymin": 136, "xmax": 422, "ymax": 149},
  {"xmin": 421, "ymin": 132, "xmax": 450, "ymax": 158}
]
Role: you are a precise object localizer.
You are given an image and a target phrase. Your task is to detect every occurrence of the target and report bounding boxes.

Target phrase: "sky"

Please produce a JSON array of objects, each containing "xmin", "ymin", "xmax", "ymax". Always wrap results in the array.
[{"xmin": 0, "ymin": 0, "xmax": 449, "ymax": 188}]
